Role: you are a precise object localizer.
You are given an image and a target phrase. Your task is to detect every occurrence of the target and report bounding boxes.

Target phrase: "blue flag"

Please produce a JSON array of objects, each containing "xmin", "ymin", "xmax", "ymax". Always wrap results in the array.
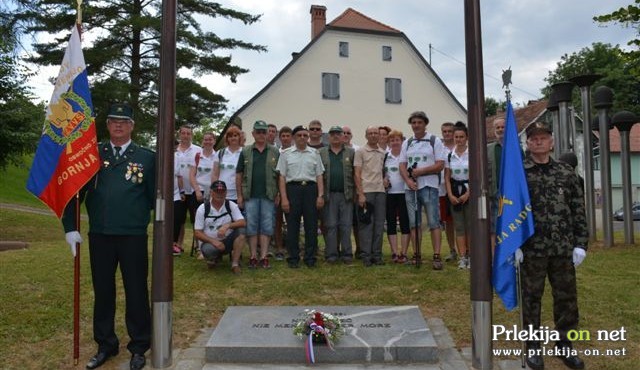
[{"xmin": 492, "ymin": 101, "xmax": 535, "ymax": 311}]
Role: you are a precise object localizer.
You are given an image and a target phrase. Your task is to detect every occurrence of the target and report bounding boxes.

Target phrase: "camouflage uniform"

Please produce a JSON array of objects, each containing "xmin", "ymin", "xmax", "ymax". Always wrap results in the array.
[{"xmin": 521, "ymin": 156, "xmax": 588, "ymax": 348}]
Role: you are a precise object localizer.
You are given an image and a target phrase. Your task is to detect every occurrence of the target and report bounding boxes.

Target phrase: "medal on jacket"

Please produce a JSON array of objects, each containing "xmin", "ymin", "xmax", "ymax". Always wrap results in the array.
[{"xmin": 126, "ymin": 162, "xmax": 144, "ymax": 183}]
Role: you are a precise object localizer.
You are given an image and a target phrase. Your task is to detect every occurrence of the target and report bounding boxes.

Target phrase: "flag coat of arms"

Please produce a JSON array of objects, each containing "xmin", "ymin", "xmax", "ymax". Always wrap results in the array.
[
  {"xmin": 27, "ymin": 26, "xmax": 99, "ymax": 218},
  {"xmin": 491, "ymin": 101, "xmax": 535, "ymax": 311}
]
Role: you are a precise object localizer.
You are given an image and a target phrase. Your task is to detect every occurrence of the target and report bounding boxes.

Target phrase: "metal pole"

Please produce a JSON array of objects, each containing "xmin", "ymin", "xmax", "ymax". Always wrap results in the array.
[
  {"xmin": 570, "ymin": 75, "xmax": 600, "ymax": 243},
  {"xmin": 619, "ymin": 130, "xmax": 634, "ymax": 244},
  {"xmin": 612, "ymin": 111, "xmax": 638, "ymax": 245},
  {"xmin": 546, "ymin": 93, "xmax": 560, "ymax": 158},
  {"xmin": 152, "ymin": 0, "xmax": 177, "ymax": 367},
  {"xmin": 551, "ymin": 82, "xmax": 574, "ymax": 156},
  {"xmin": 463, "ymin": 1, "xmax": 492, "ymax": 368},
  {"xmin": 594, "ymin": 86, "xmax": 614, "ymax": 247}
]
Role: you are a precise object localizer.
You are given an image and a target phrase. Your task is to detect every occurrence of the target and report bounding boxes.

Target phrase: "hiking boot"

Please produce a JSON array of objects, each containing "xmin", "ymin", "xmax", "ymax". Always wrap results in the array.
[
  {"xmin": 445, "ymin": 252, "xmax": 458, "ymax": 262},
  {"xmin": 261, "ymin": 258, "xmax": 271, "ymax": 269},
  {"xmin": 458, "ymin": 257, "xmax": 467, "ymax": 270},
  {"xmin": 172, "ymin": 243, "xmax": 183, "ymax": 256},
  {"xmin": 248, "ymin": 257, "xmax": 258, "ymax": 269},
  {"xmin": 231, "ymin": 265, "xmax": 242, "ymax": 275},
  {"xmin": 432, "ymin": 254, "xmax": 443, "ymax": 270}
]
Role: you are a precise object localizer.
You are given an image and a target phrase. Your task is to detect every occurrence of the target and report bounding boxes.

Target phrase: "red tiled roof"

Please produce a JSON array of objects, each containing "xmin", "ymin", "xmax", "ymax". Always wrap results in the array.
[
  {"xmin": 328, "ymin": 8, "xmax": 401, "ymax": 33},
  {"xmin": 606, "ymin": 124, "xmax": 640, "ymax": 153},
  {"xmin": 485, "ymin": 100, "xmax": 548, "ymax": 141}
]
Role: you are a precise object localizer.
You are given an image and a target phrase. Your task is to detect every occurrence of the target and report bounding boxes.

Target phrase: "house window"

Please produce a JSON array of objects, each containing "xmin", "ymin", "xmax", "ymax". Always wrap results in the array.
[
  {"xmin": 382, "ymin": 46, "xmax": 392, "ymax": 61},
  {"xmin": 339, "ymin": 42, "xmax": 349, "ymax": 57},
  {"xmin": 385, "ymin": 78, "xmax": 402, "ymax": 104},
  {"xmin": 322, "ymin": 73, "xmax": 340, "ymax": 100}
]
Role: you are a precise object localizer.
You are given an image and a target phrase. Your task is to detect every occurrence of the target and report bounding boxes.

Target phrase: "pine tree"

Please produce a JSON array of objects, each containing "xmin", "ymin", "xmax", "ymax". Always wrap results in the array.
[{"xmin": 19, "ymin": 0, "xmax": 266, "ymax": 142}]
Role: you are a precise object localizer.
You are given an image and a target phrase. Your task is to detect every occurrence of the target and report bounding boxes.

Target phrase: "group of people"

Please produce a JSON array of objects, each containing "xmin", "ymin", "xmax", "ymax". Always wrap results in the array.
[{"xmin": 60, "ymin": 102, "xmax": 589, "ymax": 370}]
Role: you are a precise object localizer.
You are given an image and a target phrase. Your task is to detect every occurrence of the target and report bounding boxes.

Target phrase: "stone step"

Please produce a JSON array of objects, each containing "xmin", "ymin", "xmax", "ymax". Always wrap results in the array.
[{"xmin": 205, "ymin": 306, "xmax": 438, "ymax": 364}]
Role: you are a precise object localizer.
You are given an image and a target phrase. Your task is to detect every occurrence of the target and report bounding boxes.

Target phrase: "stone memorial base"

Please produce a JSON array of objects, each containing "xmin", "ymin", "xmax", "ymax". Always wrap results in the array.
[{"xmin": 205, "ymin": 306, "xmax": 438, "ymax": 364}]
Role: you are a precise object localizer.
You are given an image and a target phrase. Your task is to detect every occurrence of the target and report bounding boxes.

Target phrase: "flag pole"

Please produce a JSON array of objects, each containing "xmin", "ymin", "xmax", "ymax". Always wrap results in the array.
[
  {"xmin": 73, "ymin": 1, "xmax": 84, "ymax": 365},
  {"xmin": 516, "ymin": 261, "xmax": 526, "ymax": 368}
]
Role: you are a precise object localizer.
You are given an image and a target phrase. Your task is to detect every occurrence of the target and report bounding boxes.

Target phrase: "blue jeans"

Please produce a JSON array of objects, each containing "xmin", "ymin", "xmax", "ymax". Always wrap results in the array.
[
  {"xmin": 244, "ymin": 198, "xmax": 275, "ymax": 236},
  {"xmin": 405, "ymin": 186, "xmax": 440, "ymax": 229}
]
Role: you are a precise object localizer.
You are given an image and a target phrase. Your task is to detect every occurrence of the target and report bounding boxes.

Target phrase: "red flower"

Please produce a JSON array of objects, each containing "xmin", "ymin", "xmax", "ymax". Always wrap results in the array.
[{"xmin": 314, "ymin": 312, "xmax": 325, "ymax": 327}]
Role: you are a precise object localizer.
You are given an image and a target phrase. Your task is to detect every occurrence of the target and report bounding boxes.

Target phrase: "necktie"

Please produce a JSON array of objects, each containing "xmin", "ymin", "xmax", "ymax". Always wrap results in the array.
[{"xmin": 114, "ymin": 146, "xmax": 122, "ymax": 160}]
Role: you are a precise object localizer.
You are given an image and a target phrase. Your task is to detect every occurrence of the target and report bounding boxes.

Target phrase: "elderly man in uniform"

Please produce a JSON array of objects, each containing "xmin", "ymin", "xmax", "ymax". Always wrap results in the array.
[
  {"xmin": 319, "ymin": 125, "xmax": 355, "ymax": 264},
  {"xmin": 277, "ymin": 125, "xmax": 325, "ymax": 268},
  {"xmin": 516, "ymin": 122, "xmax": 588, "ymax": 370},
  {"xmin": 63, "ymin": 103, "xmax": 154, "ymax": 370}
]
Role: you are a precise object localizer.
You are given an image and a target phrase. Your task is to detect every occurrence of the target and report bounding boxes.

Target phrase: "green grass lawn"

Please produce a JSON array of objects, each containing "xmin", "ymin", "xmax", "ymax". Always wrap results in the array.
[{"xmin": 1, "ymin": 163, "xmax": 638, "ymax": 370}]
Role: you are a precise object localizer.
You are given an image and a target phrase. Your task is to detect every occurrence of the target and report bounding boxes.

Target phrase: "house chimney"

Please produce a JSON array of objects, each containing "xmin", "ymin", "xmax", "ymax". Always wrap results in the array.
[{"xmin": 310, "ymin": 5, "xmax": 327, "ymax": 40}]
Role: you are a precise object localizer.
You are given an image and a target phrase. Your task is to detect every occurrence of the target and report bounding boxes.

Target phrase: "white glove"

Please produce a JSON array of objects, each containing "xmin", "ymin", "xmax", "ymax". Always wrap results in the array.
[
  {"xmin": 65, "ymin": 231, "xmax": 82, "ymax": 257},
  {"xmin": 514, "ymin": 248, "xmax": 524, "ymax": 264},
  {"xmin": 573, "ymin": 247, "xmax": 586, "ymax": 267}
]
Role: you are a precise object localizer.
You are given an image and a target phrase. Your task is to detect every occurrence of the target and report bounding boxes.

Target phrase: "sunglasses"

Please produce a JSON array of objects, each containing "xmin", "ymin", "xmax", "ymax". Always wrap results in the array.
[{"xmin": 309, "ymin": 127, "xmax": 322, "ymax": 132}]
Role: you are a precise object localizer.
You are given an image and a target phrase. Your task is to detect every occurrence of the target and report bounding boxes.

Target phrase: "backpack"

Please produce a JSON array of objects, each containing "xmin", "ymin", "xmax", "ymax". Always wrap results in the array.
[
  {"xmin": 407, "ymin": 135, "xmax": 440, "ymax": 184},
  {"xmin": 203, "ymin": 200, "xmax": 234, "ymax": 224}
]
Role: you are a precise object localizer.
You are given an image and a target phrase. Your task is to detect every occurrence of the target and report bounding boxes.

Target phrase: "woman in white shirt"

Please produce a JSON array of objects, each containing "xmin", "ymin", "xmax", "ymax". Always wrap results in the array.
[
  {"xmin": 384, "ymin": 130, "xmax": 410, "ymax": 263},
  {"xmin": 444, "ymin": 122, "xmax": 470, "ymax": 269},
  {"xmin": 189, "ymin": 132, "xmax": 216, "ymax": 204},
  {"xmin": 211, "ymin": 126, "xmax": 243, "ymax": 202}
]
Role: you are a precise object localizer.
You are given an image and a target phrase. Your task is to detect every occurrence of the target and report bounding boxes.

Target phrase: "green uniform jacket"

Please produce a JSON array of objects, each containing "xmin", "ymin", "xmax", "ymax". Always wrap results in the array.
[
  {"xmin": 239, "ymin": 143, "xmax": 279, "ymax": 201},
  {"xmin": 319, "ymin": 145, "xmax": 355, "ymax": 202},
  {"xmin": 522, "ymin": 156, "xmax": 588, "ymax": 258},
  {"xmin": 63, "ymin": 142, "xmax": 156, "ymax": 235}
]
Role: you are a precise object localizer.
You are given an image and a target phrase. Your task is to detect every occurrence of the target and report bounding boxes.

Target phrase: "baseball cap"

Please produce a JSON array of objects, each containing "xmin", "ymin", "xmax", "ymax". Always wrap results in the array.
[
  {"xmin": 328, "ymin": 125, "xmax": 343, "ymax": 133},
  {"xmin": 210, "ymin": 180, "xmax": 227, "ymax": 192},
  {"xmin": 253, "ymin": 120, "xmax": 268, "ymax": 130}
]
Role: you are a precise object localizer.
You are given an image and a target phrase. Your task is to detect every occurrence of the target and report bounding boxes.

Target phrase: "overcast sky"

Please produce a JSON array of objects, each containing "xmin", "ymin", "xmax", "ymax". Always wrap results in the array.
[{"xmin": 28, "ymin": 0, "xmax": 636, "ymax": 114}]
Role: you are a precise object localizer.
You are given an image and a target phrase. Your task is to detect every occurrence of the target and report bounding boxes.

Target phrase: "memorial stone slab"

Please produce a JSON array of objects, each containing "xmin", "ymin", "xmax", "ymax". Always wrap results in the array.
[{"xmin": 206, "ymin": 305, "xmax": 438, "ymax": 364}]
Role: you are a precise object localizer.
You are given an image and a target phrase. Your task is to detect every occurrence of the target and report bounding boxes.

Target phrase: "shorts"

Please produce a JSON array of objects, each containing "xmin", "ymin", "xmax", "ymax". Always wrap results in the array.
[
  {"xmin": 405, "ymin": 186, "xmax": 441, "ymax": 230},
  {"xmin": 244, "ymin": 198, "xmax": 275, "ymax": 236}
]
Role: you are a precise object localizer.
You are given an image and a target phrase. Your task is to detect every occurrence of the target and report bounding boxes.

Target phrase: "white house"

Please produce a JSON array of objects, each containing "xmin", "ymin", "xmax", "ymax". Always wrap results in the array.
[{"xmin": 225, "ymin": 5, "xmax": 467, "ymax": 144}]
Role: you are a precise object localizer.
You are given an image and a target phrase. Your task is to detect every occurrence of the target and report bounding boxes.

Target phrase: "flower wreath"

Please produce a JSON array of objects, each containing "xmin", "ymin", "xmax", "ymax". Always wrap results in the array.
[{"xmin": 293, "ymin": 309, "xmax": 344, "ymax": 363}]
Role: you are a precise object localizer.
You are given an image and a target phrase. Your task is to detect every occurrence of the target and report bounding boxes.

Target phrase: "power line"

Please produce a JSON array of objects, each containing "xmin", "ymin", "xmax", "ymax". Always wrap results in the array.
[{"xmin": 429, "ymin": 45, "xmax": 540, "ymax": 99}]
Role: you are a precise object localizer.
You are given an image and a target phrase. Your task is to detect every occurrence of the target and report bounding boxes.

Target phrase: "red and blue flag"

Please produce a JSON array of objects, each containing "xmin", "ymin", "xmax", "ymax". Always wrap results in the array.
[{"xmin": 27, "ymin": 26, "xmax": 99, "ymax": 218}]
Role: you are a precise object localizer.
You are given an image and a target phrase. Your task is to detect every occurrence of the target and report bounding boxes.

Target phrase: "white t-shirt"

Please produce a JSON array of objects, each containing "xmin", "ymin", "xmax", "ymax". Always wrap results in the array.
[
  {"xmin": 175, "ymin": 144, "xmax": 202, "ymax": 194},
  {"xmin": 439, "ymin": 142, "xmax": 455, "ymax": 196},
  {"xmin": 445, "ymin": 147, "xmax": 470, "ymax": 182},
  {"xmin": 194, "ymin": 200, "xmax": 244, "ymax": 241},
  {"xmin": 384, "ymin": 151, "xmax": 405, "ymax": 195},
  {"xmin": 190, "ymin": 150, "xmax": 216, "ymax": 197},
  {"xmin": 213, "ymin": 147, "xmax": 242, "ymax": 201},
  {"xmin": 399, "ymin": 133, "xmax": 447, "ymax": 190}
]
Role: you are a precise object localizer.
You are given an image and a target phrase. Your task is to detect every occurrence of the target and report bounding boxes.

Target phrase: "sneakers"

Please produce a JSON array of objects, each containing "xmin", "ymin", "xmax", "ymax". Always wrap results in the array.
[
  {"xmin": 274, "ymin": 252, "xmax": 285, "ymax": 261},
  {"xmin": 445, "ymin": 252, "xmax": 458, "ymax": 262},
  {"xmin": 396, "ymin": 254, "xmax": 407, "ymax": 264},
  {"xmin": 206, "ymin": 260, "xmax": 216, "ymax": 269},
  {"xmin": 432, "ymin": 254, "xmax": 443, "ymax": 270},
  {"xmin": 172, "ymin": 243, "xmax": 183, "ymax": 256},
  {"xmin": 458, "ymin": 256, "xmax": 471, "ymax": 270},
  {"xmin": 261, "ymin": 258, "xmax": 271, "ymax": 269},
  {"xmin": 248, "ymin": 257, "xmax": 258, "ymax": 269},
  {"xmin": 231, "ymin": 265, "xmax": 242, "ymax": 275}
]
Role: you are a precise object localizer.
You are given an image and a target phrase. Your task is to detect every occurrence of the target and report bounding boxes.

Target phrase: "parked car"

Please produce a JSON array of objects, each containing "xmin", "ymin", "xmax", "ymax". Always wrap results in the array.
[{"xmin": 613, "ymin": 202, "xmax": 640, "ymax": 221}]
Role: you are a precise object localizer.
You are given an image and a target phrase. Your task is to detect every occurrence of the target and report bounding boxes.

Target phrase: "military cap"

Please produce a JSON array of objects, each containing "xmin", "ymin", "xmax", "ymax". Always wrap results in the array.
[
  {"xmin": 292, "ymin": 125, "xmax": 308, "ymax": 135},
  {"xmin": 210, "ymin": 180, "xmax": 227, "ymax": 191},
  {"xmin": 328, "ymin": 125, "xmax": 343, "ymax": 133},
  {"xmin": 526, "ymin": 121, "xmax": 552, "ymax": 138},
  {"xmin": 107, "ymin": 103, "xmax": 134, "ymax": 120}
]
